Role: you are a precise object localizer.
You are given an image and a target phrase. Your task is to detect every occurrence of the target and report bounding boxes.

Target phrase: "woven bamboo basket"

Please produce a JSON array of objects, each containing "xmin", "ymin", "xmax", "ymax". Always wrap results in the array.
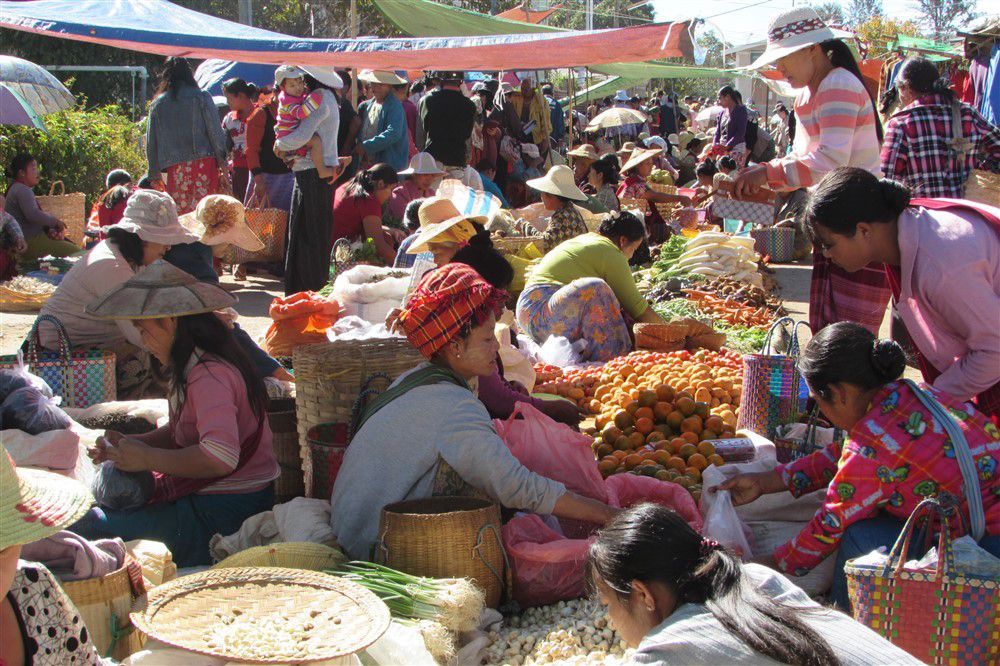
[
  {"xmin": 514, "ymin": 203, "xmax": 550, "ymax": 232},
  {"xmin": 293, "ymin": 339, "xmax": 422, "ymax": 496},
  {"xmin": 619, "ymin": 197, "xmax": 649, "ymax": 215},
  {"xmin": 130, "ymin": 567, "xmax": 390, "ymax": 664},
  {"xmin": 61, "ymin": 564, "xmax": 144, "ymax": 661},
  {"xmin": 0, "ymin": 284, "xmax": 52, "ymax": 312},
  {"xmin": 376, "ymin": 496, "xmax": 506, "ymax": 608},
  {"xmin": 493, "ymin": 236, "xmax": 542, "ymax": 256},
  {"xmin": 213, "ymin": 542, "xmax": 347, "ymax": 572},
  {"xmin": 647, "ymin": 182, "xmax": 680, "ymax": 220},
  {"xmin": 268, "ymin": 397, "xmax": 304, "ymax": 503},
  {"xmin": 36, "ymin": 181, "xmax": 87, "ymax": 247}
]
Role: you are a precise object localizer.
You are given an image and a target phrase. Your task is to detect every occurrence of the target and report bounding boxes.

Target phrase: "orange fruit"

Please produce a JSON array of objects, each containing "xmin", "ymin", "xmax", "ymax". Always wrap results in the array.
[
  {"xmin": 674, "ymin": 476, "xmax": 693, "ymax": 489},
  {"xmin": 686, "ymin": 466, "xmax": 702, "ymax": 482},
  {"xmin": 652, "ymin": 401, "xmax": 673, "ymax": 422},
  {"xmin": 624, "ymin": 453, "xmax": 643, "ymax": 469},
  {"xmin": 653, "ymin": 450, "xmax": 672, "ymax": 466},
  {"xmin": 655, "ymin": 469, "xmax": 671, "ymax": 482},
  {"xmin": 688, "ymin": 453, "xmax": 709, "ymax": 470},
  {"xmin": 679, "ymin": 443, "xmax": 698, "ymax": 459},
  {"xmin": 676, "ymin": 397, "xmax": 696, "ymax": 416},
  {"xmin": 694, "ymin": 402, "xmax": 711, "ymax": 418},
  {"xmin": 655, "ymin": 384, "xmax": 676, "ymax": 402},
  {"xmin": 645, "ymin": 431, "xmax": 666, "ymax": 444},
  {"xmin": 680, "ymin": 416, "xmax": 703, "ymax": 435},
  {"xmin": 669, "ymin": 437, "xmax": 687, "ymax": 454},
  {"xmin": 635, "ymin": 417, "xmax": 654, "ymax": 435},
  {"xmin": 568, "ymin": 387, "xmax": 585, "ymax": 400},
  {"xmin": 627, "ymin": 432, "xmax": 646, "ymax": 449},
  {"xmin": 596, "ymin": 443, "xmax": 613, "ymax": 458},
  {"xmin": 708, "ymin": 454, "xmax": 725, "ymax": 467},
  {"xmin": 701, "ymin": 429, "xmax": 719, "ymax": 441},
  {"xmin": 612, "ymin": 450, "xmax": 628, "ymax": 461},
  {"xmin": 694, "ymin": 387, "xmax": 712, "ymax": 404},
  {"xmin": 614, "ymin": 436, "xmax": 632, "ymax": 451},
  {"xmin": 634, "ymin": 406, "xmax": 655, "ymax": 422},
  {"xmin": 624, "ymin": 400, "xmax": 640, "ymax": 416},
  {"xmin": 638, "ymin": 390, "xmax": 658, "ymax": 408},
  {"xmin": 598, "ymin": 459, "xmax": 617, "ymax": 475},
  {"xmin": 654, "ymin": 424, "xmax": 673, "ymax": 437},
  {"xmin": 697, "ymin": 441, "xmax": 716, "ymax": 458},
  {"xmin": 665, "ymin": 411, "xmax": 684, "ymax": 429},
  {"xmin": 667, "ymin": 456, "xmax": 687, "ymax": 472},
  {"xmin": 681, "ymin": 431, "xmax": 700, "ymax": 445}
]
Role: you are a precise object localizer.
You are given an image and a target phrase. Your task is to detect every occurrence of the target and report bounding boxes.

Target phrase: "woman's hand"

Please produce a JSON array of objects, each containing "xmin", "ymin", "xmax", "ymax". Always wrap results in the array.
[
  {"xmin": 711, "ymin": 470, "xmax": 785, "ymax": 506},
  {"xmin": 252, "ymin": 173, "xmax": 269, "ymax": 201},
  {"xmin": 384, "ymin": 307, "xmax": 403, "ymax": 333},
  {"xmin": 103, "ymin": 437, "xmax": 152, "ymax": 473},
  {"xmin": 732, "ymin": 164, "xmax": 769, "ymax": 199},
  {"xmin": 88, "ymin": 437, "xmax": 113, "ymax": 464}
]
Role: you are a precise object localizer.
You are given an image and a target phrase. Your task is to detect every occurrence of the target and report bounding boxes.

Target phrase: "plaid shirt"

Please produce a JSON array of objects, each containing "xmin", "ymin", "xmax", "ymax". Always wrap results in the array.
[
  {"xmin": 541, "ymin": 205, "xmax": 588, "ymax": 252},
  {"xmin": 881, "ymin": 94, "xmax": 1000, "ymax": 198},
  {"xmin": 774, "ymin": 381, "xmax": 1000, "ymax": 574}
]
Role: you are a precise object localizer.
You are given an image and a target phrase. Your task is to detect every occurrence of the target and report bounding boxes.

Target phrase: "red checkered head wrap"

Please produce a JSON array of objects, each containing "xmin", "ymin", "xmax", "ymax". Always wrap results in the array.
[{"xmin": 398, "ymin": 264, "xmax": 508, "ymax": 359}]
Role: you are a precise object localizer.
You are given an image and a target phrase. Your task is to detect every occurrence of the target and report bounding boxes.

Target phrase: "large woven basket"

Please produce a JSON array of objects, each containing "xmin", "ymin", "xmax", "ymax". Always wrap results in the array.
[
  {"xmin": 306, "ymin": 422, "xmax": 349, "ymax": 500},
  {"xmin": 648, "ymin": 182, "xmax": 679, "ymax": 220},
  {"xmin": 293, "ymin": 339, "xmax": 422, "ymax": 495},
  {"xmin": 376, "ymin": 496, "xmax": 506, "ymax": 608},
  {"xmin": 131, "ymin": 567, "xmax": 390, "ymax": 664},
  {"xmin": 0, "ymin": 283, "xmax": 52, "ymax": 312},
  {"xmin": 213, "ymin": 543, "xmax": 347, "ymax": 572},
  {"xmin": 267, "ymin": 397, "xmax": 304, "ymax": 503},
  {"xmin": 494, "ymin": 236, "xmax": 542, "ymax": 256},
  {"xmin": 61, "ymin": 562, "xmax": 145, "ymax": 661},
  {"xmin": 36, "ymin": 181, "xmax": 87, "ymax": 247}
]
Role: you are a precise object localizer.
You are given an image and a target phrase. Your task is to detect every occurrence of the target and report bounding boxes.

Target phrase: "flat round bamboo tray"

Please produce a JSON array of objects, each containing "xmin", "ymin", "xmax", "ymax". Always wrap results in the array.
[
  {"xmin": 267, "ymin": 397, "xmax": 304, "ymax": 503},
  {"xmin": 293, "ymin": 339, "xmax": 422, "ymax": 497},
  {"xmin": 213, "ymin": 543, "xmax": 346, "ymax": 572},
  {"xmin": 0, "ymin": 284, "xmax": 53, "ymax": 312},
  {"xmin": 376, "ymin": 496, "xmax": 505, "ymax": 608},
  {"xmin": 131, "ymin": 567, "xmax": 390, "ymax": 664}
]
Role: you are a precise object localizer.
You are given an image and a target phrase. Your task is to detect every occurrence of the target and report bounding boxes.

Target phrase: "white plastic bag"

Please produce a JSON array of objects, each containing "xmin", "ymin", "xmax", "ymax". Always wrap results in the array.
[
  {"xmin": 332, "ymin": 265, "xmax": 411, "ymax": 305},
  {"xmin": 538, "ymin": 335, "xmax": 587, "ymax": 368},
  {"xmin": 702, "ymin": 489, "xmax": 753, "ymax": 560}
]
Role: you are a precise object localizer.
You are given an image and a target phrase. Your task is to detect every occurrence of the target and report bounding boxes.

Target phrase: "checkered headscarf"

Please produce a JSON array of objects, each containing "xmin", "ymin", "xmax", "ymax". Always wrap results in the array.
[{"xmin": 398, "ymin": 264, "xmax": 507, "ymax": 359}]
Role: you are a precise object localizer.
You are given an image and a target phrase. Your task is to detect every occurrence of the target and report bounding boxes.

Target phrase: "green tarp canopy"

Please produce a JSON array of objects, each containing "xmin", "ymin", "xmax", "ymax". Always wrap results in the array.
[
  {"xmin": 592, "ymin": 62, "xmax": 733, "ymax": 79},
  {"xmin": 559, "ymin": 76, "xmax": 642, "ymax": 107},
  {"xmin": 888, "ymin": 34, "xmax": 962, "ymax": 60}
]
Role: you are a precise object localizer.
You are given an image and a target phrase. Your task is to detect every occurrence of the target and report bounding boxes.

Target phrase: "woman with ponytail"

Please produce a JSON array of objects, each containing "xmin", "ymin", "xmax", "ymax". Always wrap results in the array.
[
  {"xmin": 881, "ymin": 57, "xmax": 1000, "ymax": 198},
  {"xmin": 716, "ymin": 322, "xmax": 1000, "ymax": 610},
  {"xmin": 332, "ymin": 162, "xmax": 399, "ymax": 264},
  {"xmin": 588, "ymin": 503, "xmax": 918, "ymax": 663},
  {"xmin": 733, "ymin": 8, "xmax": 890, "ymax": 336},
  {"xmin": 802, "ymin": 167, "xmax": 1000, "ymax": 423}
]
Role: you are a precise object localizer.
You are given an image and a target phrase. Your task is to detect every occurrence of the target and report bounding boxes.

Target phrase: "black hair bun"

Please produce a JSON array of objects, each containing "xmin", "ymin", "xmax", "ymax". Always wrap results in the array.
[
  {"xmin": 878, "ymin": 178, "xmax": 911, "ymax": 215},
  {"xmin": 869, "ymin": 339, "xmax": 906, "ymax": 382}
]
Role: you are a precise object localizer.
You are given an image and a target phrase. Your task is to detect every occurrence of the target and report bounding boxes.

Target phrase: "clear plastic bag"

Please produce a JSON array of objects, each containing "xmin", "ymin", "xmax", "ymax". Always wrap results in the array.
[
  {"xmin": 538, "ymin": 335, "xmax": 587, "ymax": 368},
  {"xmin": 702, "ymin": 489, "xmax": 753, "ymax": 560},
  {"xmin": 0, "ymin": 352, "xmax": 53, "ymax": 402},
  {"xmin": 91, "ymin": 460, "xmax": 154, "ymax": 510},
  {"xmin": 0, "ymin": 386, "xmax": 70, "ymax": 434}
]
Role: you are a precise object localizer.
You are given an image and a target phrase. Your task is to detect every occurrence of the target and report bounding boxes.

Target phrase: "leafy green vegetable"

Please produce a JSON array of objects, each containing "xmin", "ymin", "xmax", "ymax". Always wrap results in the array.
[{"xmin": 715, "ymin": 323, "xmax": 769, "ymax": 354}]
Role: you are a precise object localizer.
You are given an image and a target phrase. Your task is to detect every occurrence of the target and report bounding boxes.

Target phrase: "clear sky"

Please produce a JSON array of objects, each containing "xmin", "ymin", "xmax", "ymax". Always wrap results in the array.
[{"xmin": 649, "ymin": 0, "xmax": 940, "ymax": 47}]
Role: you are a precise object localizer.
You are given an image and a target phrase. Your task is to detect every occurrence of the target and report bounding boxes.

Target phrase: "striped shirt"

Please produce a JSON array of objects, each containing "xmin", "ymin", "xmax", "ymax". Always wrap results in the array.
[
  {"xmin": 275, "ymin": 89, "xmax": 323, "ymax": 139},
  {"xmin": 634, "ymin": 563, "xmax": 921, "ymax": 665},
  {"xmin": 765, "ymin": 68, "xmax": 881, "ymax": 189}
]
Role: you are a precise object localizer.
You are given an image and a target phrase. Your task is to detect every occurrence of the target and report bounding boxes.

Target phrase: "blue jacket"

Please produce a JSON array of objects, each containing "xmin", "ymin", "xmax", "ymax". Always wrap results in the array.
[
  {"xmin": 146, "ymin": 85, "xmax": 228, "ymax": 176},
  {"xmin": 547, "ymin": 96, "xmax": 566, "ymax": 142},
  {"xmin": 359, "ymin": 94, "xmax": 409, "ymax": 172}
]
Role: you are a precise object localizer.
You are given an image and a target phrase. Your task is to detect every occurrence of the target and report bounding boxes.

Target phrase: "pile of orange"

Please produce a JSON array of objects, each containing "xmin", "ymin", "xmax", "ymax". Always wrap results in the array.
[{"xmin": 590, "ymin": 382, "xmax": 735, "ymax": 503}]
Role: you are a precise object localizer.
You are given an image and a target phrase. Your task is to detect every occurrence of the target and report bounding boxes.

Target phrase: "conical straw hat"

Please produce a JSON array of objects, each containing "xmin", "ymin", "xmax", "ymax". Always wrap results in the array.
[{"xmin": 85, "ymin": 260, "xmax": 237, "ymax": 320}]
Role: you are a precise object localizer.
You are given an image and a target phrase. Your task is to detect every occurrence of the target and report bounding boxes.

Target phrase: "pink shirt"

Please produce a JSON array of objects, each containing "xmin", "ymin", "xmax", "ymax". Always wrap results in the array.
[
  {"xmin": 387, "ymin": 180, "xmax": 435, "ymax": 223},
  {"xmin": 171, "ymin": 356, "xmax": 278, "ymax": 494},
  {"xmin": 895, "ymin": 204, "xmax": 1000, "ymax": 401}
]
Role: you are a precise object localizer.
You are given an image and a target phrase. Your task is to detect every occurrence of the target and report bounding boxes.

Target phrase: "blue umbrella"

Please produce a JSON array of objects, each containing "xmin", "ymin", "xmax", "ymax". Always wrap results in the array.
[
  {"xmin": 0, "ymin": 84, "xmax": 47, "ymax": 130},
  {"xmin": 0, "ymin": 55, "xmax": 74, "ymax": 118}
]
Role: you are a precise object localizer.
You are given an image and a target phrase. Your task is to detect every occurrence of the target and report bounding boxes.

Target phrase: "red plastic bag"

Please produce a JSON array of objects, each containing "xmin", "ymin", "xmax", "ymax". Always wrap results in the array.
[
  {"xmin": 503, "ymin": 474, "xmax": 703, "ymax": 607},
  {"xmin": 264, "ymin": 291, "xmax": 340, "ymax": 357},
  {"xmin": 494, "ymin": 402, "xmax": 608, "ymax": 503}
]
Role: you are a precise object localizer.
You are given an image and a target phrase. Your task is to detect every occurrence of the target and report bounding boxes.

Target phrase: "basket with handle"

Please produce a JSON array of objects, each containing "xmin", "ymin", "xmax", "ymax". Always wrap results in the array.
[
  {"xmin": 35, "ymin": 180, "xmax": 87, "ymax": 247},
  {"xmin": 60, "ymin": 557, "xmax": 146, "ymax": 661},
  {"xmin": 736, "ymin": 317, "xmax": 810, "ymax": 440},
  {"xmin": 222, "ymin": 191, "xmax": 288, "ymax": 264},
  {"xmin": 0, "ymin": 315, "xmax": 116, "ymax": 408},
  {"xmin": 845, "ymin": 380, "xmax": 994, "ymax": 665},
  {"xmin": 376, "ymin": 496, "xmax": 507, "ymax": 608},
  {"xmin": 772, "ymin": 406, "xmax": 838, "ymax": 463},
  {"xmin": 750, "ymin": 226, "xmax": 797, "ymax": 263}
]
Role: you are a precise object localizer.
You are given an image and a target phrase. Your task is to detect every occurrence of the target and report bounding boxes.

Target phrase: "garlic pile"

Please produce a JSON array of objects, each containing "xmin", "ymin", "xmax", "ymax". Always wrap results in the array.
[
  {"xmin": 482, "ymin": 598, "xmax": 634, "ymax": 665},
  {"xmin": 1, "ymin": 276, "xmax": 56, "ymax": 296}
]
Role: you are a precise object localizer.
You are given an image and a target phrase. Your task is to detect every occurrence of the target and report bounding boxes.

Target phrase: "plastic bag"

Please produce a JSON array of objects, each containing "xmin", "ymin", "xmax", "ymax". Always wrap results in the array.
[
  {"xmin": 0, "ymin": 352, "xmax": 53, "ymax": 402},
  {"xmin": 0, "ymin": 386, "xmax": 71, "ymax": 434},
  {"xmin": 702, "ymin": 489, "xmax": 753, "ymax": 560},
  {"xmin": 494, "ymin": 403, "xmax": 608, "ymax": 503},
  {"xmin": 502, "ymin": 513, "xmax": 594, "ymax": 607},
  {"xmin": 538, "ymin": 335, "xmax": 587, "ymax": 368},
  {"xmin": 91, "ymin": 460, "xmax": 155, "ymax": 510},
  {"xmin": 332, "ymin": 265, "xmax": 411, "ymax": 305},
  {"xmin": 264, "ymin": 291, "xmax": 340, "ymax": 357},
  {"xmin": 605, "ymin": 474, "xmax": 703, "ymax": 531}
]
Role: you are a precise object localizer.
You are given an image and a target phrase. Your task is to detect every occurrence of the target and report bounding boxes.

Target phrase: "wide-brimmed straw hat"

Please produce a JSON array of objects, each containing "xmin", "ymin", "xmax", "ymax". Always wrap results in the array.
[
  {"xmin": 747, "ymin": 7, "xmax": 854, "ymax": 70},
  {"xmin": 358, "ymin": 69, "xmax": 407, "ymax": 85},
  {"xmin": 106, "ymin": 190, "xmax": 200, "ymax": 246},
  {"xmin": 86, "ymin": 260, "xmax": 237, "ymax": 320},
  {"xmin": 407, "ymin": 196, "xmax": 485, "ymax": 254},
  {"xmin": 301, "ymin": 66, "xmax": 345, "ymax": 90},
  {"xmin": 398, "ymin": 152, "xmax": 445, "ymax": 176},
  {"xmin": 566, "ymin": 144, "xmax": 599, "ymax": 161},
  {"xmin": 526, "ymin": 165, "xmax": 587, "ymax": 201},
  {"xmin": 620, "ymin": 148, "xmax": 662, "ymax": 174},
  {"xmin": 179, "ymin": 195, "xmax": 264, "ymax": 252},
  {"xmin": 1, "ymin": 449, "xmax": 93, "ymax": 551}
]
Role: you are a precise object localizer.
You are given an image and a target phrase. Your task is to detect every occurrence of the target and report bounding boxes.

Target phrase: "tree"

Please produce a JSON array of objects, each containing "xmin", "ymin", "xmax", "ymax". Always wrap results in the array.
[
  {"xmin": 846, "ymin": 0, "xmax": 883, "ymax": 29},
  {"xmin": 913, "ymin": 0, "xmax": 979, "ymax": 40},
  {"xmin": 666, "ymin": 31, "xmax": 731, "ymax": 101},
  {"xmin": 547, "ymin": 0, "xmax": 655, "ymax": 31},
  {"xmin": 810, "ymin": 2, "xmax": 847, "ymax": 26},
  {"xmin": 856, "ymin": 15, "xmax": 921, "ymax": 57}
]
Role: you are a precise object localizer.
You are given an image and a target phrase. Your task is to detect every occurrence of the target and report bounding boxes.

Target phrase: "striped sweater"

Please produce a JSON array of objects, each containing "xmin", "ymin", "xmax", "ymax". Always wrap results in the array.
[
  {"xmin": 275, "ymin": 89, "xmax": 323, "ymax": 139},
  {"xmin": 765, "ymin": 68, "xmax": 881, "ymax": 189}
]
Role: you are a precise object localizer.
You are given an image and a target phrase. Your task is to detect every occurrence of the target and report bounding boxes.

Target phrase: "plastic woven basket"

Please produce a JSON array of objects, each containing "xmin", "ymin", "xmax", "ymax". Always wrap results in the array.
[{"xmin": 751, "ymin": 226, "xmax": 797, "ymax": 263}]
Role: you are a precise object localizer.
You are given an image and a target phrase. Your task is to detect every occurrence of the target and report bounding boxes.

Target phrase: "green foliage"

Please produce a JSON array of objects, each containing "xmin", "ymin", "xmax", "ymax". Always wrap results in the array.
[
  {"xmin": 913, "ymin": 0, "xmax": 979, "ymax": 41},
  {"xmin": 547, "ymin": 0, "xmax": 654, "ymax": 30},
  {"xmin": 0, "ymin": 105, "xmax": 146, "ymax": 209}
]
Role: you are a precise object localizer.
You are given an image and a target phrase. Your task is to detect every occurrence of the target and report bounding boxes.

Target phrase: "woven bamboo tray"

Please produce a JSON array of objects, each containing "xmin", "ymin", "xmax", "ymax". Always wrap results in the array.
[
  {"xmin": 213, "ymin": 543, "xmax": 347, "ymax": 572},
  {"xmin": 493, "ymin": 235, "xmax": 542, "ymax": 256},
  {"xmin": 0, "ymin": 284, "xmax": 51, "ymax": 312},
  {"xmin": 619, "ymin": 197, "xmax": 649, "ymax": 215},
  {"xmin": 268, "ymin": 397, "xmax": 304, "ymax": 503},
  {"xmin": 376, "ymin": 496, "xmax": 506, "ymax": 608},
  {"xmin": 293, "ymin": 339, "xmax": 423, "ymax": 496},
  {"xmin": 131, "ymin": 567, "xmax": 390, "ymax": 664},
  {"xmin": 62, "ymin": 564, "xmax": 144, "ymax": 661},
  {"xmin": 36, "ymin": 181, "xmax": 86, "ymax": 247}
]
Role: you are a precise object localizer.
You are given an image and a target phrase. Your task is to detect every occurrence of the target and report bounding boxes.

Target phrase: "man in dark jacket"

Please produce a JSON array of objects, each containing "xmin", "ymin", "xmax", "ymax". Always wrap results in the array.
[{"xmin": 418, "ymin": 71, "xmax": 479, "ymax": 187}]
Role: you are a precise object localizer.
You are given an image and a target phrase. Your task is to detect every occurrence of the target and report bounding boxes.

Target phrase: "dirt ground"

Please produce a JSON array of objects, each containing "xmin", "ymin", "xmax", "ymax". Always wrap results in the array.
[{"xmin": 0, "ymin": 260, "xmax": 894, "ymax": 356}]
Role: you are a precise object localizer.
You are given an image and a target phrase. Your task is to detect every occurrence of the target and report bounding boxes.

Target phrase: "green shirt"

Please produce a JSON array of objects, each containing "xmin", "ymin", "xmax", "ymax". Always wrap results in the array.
[{"xmin": 527, "ymin": 233, "xmax": 648, "ymax": 318}]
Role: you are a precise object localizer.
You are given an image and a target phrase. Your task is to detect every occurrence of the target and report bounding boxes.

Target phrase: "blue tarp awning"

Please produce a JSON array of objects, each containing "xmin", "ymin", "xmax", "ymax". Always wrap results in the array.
[{"xmin": 194, "ymin": 60, "xmax": 277, "ymax": 96}]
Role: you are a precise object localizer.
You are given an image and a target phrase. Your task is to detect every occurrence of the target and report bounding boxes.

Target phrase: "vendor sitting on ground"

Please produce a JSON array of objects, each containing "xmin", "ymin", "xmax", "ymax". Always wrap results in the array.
[
  {"xmin": 38, "ymin": 190, "xmax": 200, "ymax": 399},
  {"xmin": 405, "ymin": 196, "xmax": 484, "ymax": 268},
  {"xmin": 332, "ymin": 163, "xmax": 400, "ymax": 265},
  {"xmin": 715, "ymin": 322, "xmax": 1000, "ymax": 610},
  {"xmin": 517, "ymin": 212, "xmax": 667, "ymax": 363},
  {"xmin": 0, "ymin": 450, "xmax": 112, "ymax": 665},
  {"xmin": 331, "ymin": 263, "xmax": 616, "ymax": 560},
  {"xmin": 168, "ymin": 194, "xmax": 294, "ymax": 383},
  {"xmin": 392, "ymin": 197, "xmax": 428, "ymax": 268},
  {"xmin": 567, "ymin": 143, "xmax": 599, "ymax": 187},
  {"xmin": 618, "ymin": 148, "xmax": 692, "ymax": 242},
  {"xmin": 527, "ymin": 165, "xmax": 589, "ymax": 252},
  {"xmin": 386, "ymin": 152, "xmax": 442, "ymax": 227},
  {"xmin": 76, "ymin": 260, "xmax": 278, "ymax": 567},
  {"xmin": 589, "ymin": 503, "xmax": 919, "ymax": 664},
  {"xmin": 0, "ymin": 194, "xmax": 27, "ymax": 281},
  {"xmin": 87, "ymin": 169, "xmax": 133, "ymax": 239},
  {"xmin": 4, "ymin": 153, "xmax": 81, "ymax": 262}
]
